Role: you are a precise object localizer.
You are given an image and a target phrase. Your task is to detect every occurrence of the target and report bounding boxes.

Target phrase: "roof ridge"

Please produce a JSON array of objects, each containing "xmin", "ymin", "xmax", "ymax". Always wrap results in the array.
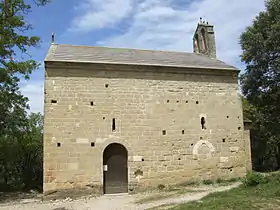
[{"xmin": 53, "ymin": 43, "xmax": 198, "ymax": 55}]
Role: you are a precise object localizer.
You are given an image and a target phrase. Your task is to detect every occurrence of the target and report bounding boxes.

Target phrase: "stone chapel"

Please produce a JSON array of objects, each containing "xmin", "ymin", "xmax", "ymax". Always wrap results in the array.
[{"xmin": 43, "ymin": 20, "xmax": 252, "ymax": 196}]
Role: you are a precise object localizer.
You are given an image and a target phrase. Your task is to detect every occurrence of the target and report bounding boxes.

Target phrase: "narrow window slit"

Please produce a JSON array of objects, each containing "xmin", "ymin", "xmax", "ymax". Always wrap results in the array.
[
  {"xmin": 162, "ymin": 130, "xmax": 166, "ymax": 135},
  {"xmin": 182, "ymin": 130, "xmax": 185, "ymax": 135},
  {"xmin": 201, "ymin": 117, "xmax": 206, "ymax": 129},
  {"xmin": 91, "ymin": 142, "xmax": 95, "ymax": 147},
  {"xmin": 112, "ymin": 118, "xmax": 116, "ymax": 131},
  {"xmin": 51, "ymin": 100, "xmax": 57, "ymax": 104},
  {"xmin": 90, "ymin": 101, "xmax": 94, "ymax": 106},
  {"xmin": 57, "ymin": 142, "xmax": 61, "ymax": 147}
]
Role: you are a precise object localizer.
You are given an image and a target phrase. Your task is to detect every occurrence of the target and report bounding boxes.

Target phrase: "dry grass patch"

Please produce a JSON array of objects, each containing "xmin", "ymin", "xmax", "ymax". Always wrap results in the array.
[{"xmin": 135, "ymin": 178, "xmax": 241, "ymax": 205}]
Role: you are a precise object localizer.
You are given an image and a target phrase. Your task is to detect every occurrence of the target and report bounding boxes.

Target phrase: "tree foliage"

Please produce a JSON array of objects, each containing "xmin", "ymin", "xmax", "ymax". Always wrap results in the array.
[
  {"xmin": 240, "ymin": 0, "xmax": 280, "ymax": 171},
  {"xmin": 0, "ymin": 113, "xmax": 43, "ymax": 191},
  {"xmin": 0, "ymin": 0, "xmax": 43, "ymax": 134},
  {"xmin": 0, "ymin": 0, "xmax": 49, "ymax": 191}
]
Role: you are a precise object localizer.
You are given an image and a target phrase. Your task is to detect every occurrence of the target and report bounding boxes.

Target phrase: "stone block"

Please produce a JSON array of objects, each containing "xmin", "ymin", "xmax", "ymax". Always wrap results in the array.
[
  {"xmin": 133, "ymin": 156, "xmax": 143, "ymax": 162},
  {"xmin": 76, "ymin": 138, "xmax": 89, "ymax": 144}
]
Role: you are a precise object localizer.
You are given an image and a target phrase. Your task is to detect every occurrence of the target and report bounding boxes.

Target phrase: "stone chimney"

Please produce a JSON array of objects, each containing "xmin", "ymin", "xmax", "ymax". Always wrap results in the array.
[{"xmin": 193, "ymin": 18, "xmax": 216, "ymax": 58}]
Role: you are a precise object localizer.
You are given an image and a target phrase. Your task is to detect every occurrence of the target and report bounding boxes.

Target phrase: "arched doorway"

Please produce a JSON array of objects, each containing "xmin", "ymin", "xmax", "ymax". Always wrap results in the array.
[{"xmin": 103, "ymin": 143, "xmax": 128, "ymax": 194}]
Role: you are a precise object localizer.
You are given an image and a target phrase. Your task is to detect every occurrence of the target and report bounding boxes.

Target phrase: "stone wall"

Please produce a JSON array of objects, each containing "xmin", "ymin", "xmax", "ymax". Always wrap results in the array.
[{"xmin": 43, "ymin": 62, "xmax": 250, "ymax": 195}]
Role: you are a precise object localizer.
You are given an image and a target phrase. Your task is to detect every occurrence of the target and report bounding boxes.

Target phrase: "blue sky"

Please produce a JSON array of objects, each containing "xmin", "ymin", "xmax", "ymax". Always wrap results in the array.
[{"xmin": 20, "ymin": 0, "xmax": 266, "ymax": 113}]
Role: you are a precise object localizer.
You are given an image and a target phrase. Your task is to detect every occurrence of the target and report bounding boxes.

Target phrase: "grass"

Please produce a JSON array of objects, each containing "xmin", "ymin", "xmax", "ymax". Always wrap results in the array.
[
  {"xmin": 176, "ymin": 177, "xmax": 241, "ymax": 187},
  {"xmin": 168, "ymin": 172, "xmax": 280, "ymax": 210},
  {"xmin": 135, "ymin": 177, "xmax": 240, "ymax": 204},
  {"xmin": 147, "ymin": 203, "xmax": 177, "ymax": 210},
  {"xmin": 135, "ymin": 188, "xmax": 208, "ymax": 204},
  {"xmin": 202, "ymin": 179, "xmax": 214, "ymax": 185}
]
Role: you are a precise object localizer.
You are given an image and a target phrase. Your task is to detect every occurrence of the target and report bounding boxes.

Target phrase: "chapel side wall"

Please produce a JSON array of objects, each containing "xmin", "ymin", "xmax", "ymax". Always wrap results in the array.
[
  {"xmin": 244, "ymin": 123, "xmax": 252, "ymax": 172},
  {"xmin": 43, "ymin": 63, "xmax": 247, "ymax": 194}
]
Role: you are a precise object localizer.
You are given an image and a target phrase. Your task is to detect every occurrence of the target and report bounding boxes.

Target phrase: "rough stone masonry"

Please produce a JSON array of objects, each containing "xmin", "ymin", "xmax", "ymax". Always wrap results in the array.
[{"xmin": 43, "ymin": 20, "xmax": 252, "ymax": 197}]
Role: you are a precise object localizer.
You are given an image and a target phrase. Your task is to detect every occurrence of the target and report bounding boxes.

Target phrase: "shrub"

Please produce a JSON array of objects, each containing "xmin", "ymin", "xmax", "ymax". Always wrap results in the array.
[
  {"xmin": 228, "ymin": 177, "xmax": 241, "ymax": 182},
  {"xmin": 243, "ymin": 172, "xmax": 268, "ymax": 186},
  {"xmin": 216, "ymin": 178, "xmax": 223, "ymax": 184},
  {"xmin": 157, "ymin": 184, "xmax": 165, "ymax": 190},
  {"xmin": 203, "ymin": 179, "xmax": 214, "ymax": 185},
  {"xmin": 267, "ymin": 172, "xmax": 280, "ymax": 183}
]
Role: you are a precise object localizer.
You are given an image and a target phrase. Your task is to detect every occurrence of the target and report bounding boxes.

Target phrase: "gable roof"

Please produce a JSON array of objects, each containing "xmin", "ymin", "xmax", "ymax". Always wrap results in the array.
[{"xmin": 45, "ymin": 44, "xmax": 238, "ymax": 71}]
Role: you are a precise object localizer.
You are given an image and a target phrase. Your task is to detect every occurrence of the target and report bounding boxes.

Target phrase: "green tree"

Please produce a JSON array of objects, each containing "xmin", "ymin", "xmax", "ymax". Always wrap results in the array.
[
  {"xmin": 0, "ymin": 112, "xmax": 44, "ymax": 191},
  {"xmin": 242, "ymin": 97, "xmax": 277, "ymax": 171},
  {"xmin": 1, "ymin": 0, "xmax": 49, "ymax": 132},
  {"xmin": 240, "ymin": 0, "xmax": 280, "ymax": 171},
  {"xmin": 0, "ymin": 0, "xmax": 49, "ymax": 190},
  {"xmin": 19, "ymin": 112, "xmax": 44, "ymax": 190}
]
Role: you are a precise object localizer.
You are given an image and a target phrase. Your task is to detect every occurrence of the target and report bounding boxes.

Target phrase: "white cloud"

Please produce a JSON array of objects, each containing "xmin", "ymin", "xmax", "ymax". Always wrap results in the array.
[
  {"xmin": 20, "ymin": 81, "xmax": 44, "ymax": 114},
  {"xmin": 23, "ymin": 0, "xmax": 266, "ymax": 113},
  {"xmin": 70, "ymin": 0, "xmax": 133, "ymax": 33},
  {"xmin": 70, "ymin": 0, "xmax": 265, "ymax": 67}
]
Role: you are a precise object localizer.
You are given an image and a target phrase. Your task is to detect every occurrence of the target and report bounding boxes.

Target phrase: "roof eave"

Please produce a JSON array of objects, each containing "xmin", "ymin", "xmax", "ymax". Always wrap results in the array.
[{"xmin": 44, "ymin": 60, "xmax": 240, "ymax": 72}]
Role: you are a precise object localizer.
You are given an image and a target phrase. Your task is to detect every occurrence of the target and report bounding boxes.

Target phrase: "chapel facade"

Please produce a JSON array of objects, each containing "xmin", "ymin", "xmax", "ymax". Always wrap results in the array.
[{"xmin": 43, "ymin": 21, "xmax": 252, "ymax": 196}]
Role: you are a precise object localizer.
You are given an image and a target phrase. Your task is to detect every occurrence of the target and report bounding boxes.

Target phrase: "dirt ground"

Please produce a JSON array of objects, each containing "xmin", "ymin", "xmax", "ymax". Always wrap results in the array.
[{"xmin": 0, "ymin": 182, "xmax": 241, "ymax": 210}]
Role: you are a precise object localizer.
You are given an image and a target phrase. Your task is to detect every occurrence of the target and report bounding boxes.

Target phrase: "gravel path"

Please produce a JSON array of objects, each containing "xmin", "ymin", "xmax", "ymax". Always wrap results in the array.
[{"xmin": 0, "ymin": 182, "xmax": 241, "ymax": 210}]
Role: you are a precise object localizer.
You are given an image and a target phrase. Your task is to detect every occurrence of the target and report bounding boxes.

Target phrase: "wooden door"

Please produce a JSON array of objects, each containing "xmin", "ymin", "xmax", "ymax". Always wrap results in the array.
[{"xmin": 103, "ymin": 143, "xmax": 128, "ymax": 194}]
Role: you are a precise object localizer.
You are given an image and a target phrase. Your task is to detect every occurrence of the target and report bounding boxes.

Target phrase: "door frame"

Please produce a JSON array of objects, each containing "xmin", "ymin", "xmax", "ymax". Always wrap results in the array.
[{"xmin": 102, "ymin": 143, "xmax": 128, "ymax": 194}]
